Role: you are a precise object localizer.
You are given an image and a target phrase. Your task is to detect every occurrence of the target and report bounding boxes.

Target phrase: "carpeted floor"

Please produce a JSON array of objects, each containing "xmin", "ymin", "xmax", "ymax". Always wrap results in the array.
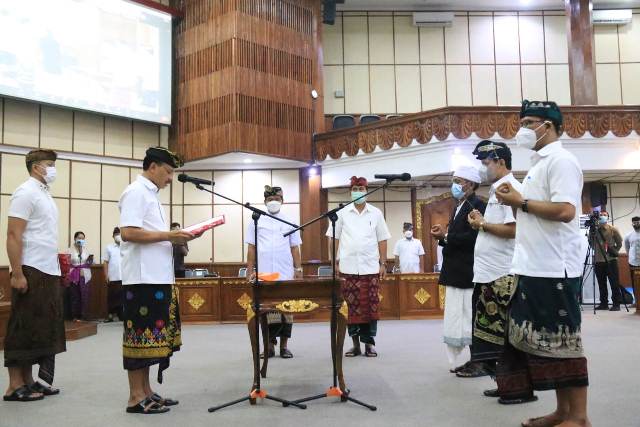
[{"xmin": 1, "ymin": 310, "xmax": 638, "ymax": 427}]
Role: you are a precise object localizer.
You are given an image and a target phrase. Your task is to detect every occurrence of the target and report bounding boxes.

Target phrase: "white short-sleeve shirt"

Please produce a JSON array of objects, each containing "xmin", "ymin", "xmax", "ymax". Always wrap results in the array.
[
  {"xmin": 393, "ymin": 238, "xmax": 425, "ymax": 273},
  {"xmin": 326, "ymin": 203, "xmax": 391, "ymax": 275},
  {"xmin": 245, "ymin": 211, "xmax": 302, "ymax": 280},
  {"xmin": 103, "ymin": 243, "xmax": 122, "ymax": 282},
  {"xmin": 8, "ymin": 177, "xmax": 60, "ymax": 276},
  {"xmin": 511, "ymin": 142, "xmax": 584, "ymax": 278},
  {"xmin": 473, "ymin": 173, "xmax": 522, "ymax": 283},
  {"xmin": 118, "ymin": 175, "xmax": 173, "ymax": 285}
]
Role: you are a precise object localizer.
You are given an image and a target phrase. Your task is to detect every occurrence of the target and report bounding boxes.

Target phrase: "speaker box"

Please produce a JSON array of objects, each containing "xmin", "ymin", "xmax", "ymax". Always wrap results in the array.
[
  {"xmin": 323, "ymin": 0, "xmax": 336, "ymax": 25},
  {"xmin": 590, "ymin": 182, "xmax": 608, "ymax": 207}
]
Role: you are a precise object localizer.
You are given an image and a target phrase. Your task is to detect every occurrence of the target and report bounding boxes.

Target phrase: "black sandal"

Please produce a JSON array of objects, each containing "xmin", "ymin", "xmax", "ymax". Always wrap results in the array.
[
  {"xmin": 260, "ymin": 348, "xmax": 275, "ymax": 359},
  {"xmin": 126, "ymin": 397, "xmax": 170, "ymax": 414},
  {"xmin": 280, "ymin": 348, "xmax": 293, "ymax": 359},
  {"xmin": 499, "ymin": 395, "xmax": 538, "ymax": 405},
  {"xmin": 3, "ymin": 385, "xmax": 44, "ymax": 402},
  {"xmin": 29, "ymin": 381, "xmax": 60, "ymax": 396},
  {"xmin": 150, "ymin": 392, "xmax": 179, "ymax": 406},
  {"xmin": 345, "ymin": 347, "xmax": 362, "ymax": 357},
  {"xmin": 364, "ymin": 346, "xmax": 378, "ymax": 357}
]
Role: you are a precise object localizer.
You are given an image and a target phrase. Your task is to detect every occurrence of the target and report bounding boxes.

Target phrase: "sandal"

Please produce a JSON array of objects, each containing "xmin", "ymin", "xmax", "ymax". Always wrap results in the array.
[
  {"xmin": 28, "ymin": 381, "xmax": 60, "ymax": 396},
  {"xmin": 260, "ymin": 348, "xmax": 275, "ymax": 359},
  {"xmin": 364, "ymin": 347, "xmax": 378, "ymax": 357},
  {"xmin": 456, "ymin": 364, "xmax": 489, "ymax": 378},
  {"xmin": 449, "ymin": 362, "xmax": 468, "ymax": 373},
  {"xmin": 280, "ymin": 348, "xmax": 293, "ymax": 359},
  {"xmin": 126, "ymin": 397, "xmax": 170, "ymax": 414},
  {"xmin": 150, "ymin": 392, "xmax": 179, "ymax": 406},
  {"xmin": 3, "ymin": 385, "xmax": 44, "ymax": 402},
  {"xmin": 345, "ymin": 347, "xmax": 362, "ymax": 357},
  {"xmin": 499, "ymin": 395, "xmax": 538, "ymax": 405}
]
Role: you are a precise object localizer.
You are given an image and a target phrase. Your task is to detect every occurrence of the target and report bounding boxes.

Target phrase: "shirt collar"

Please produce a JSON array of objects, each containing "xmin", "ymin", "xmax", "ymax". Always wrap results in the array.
[
  {"xmin": 348, "ymin": 203, "xmax": 369, "ymax": 214},
  {"xmin": 28, "ymin": 176, "xmax": 49, "ymax": 192},
  {"xmin": 534, "ymin": 140, "xmax": 563, "ymax": 158},
  {"xmin": 137, "ymin": 174, "xmax": 159, "ymax": 193},
  {"xmin": 491, "ymin": 172, "xmax": 514, "ymax": 190}
]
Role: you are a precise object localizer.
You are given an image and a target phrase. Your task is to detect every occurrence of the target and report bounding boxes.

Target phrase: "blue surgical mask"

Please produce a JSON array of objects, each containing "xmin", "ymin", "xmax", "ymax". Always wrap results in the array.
[
  {"xmin": 599, "ymin": 216, "xmax": 608, "ymax": 225},
  {"xmin": 351, "ymin": 191, "xmax": 367, "ymax": 204},
  {"xmin": 451, "ymin": 183, "xmax": 465, "ymax": 200},
  {"xmin": 75, "ymin": 239, "xmax": 85, "ymax": 247}
]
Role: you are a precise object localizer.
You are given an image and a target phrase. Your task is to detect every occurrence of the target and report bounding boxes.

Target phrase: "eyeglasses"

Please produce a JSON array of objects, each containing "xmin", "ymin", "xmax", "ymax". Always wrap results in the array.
[{"xmin": 520, "ymin": 119, "xmax": 543, "ymax": 129}]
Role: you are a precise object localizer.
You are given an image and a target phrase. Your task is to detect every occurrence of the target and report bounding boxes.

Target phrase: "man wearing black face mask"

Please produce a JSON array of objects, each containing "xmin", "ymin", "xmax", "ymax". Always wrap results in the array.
[
  {"xmin": 624, "ymin": 216, "xmax": 640, "ymax": 310},
  {"xmin": 593, "ymin": 211, "xmax": 623, "ymax": 311}
]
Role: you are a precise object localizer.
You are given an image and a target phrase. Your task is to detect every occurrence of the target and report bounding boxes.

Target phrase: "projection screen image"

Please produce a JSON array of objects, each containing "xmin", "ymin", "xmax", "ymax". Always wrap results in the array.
[{"xmin": 0, "ymin": 0, "xmax": 172, "ymax": 124}]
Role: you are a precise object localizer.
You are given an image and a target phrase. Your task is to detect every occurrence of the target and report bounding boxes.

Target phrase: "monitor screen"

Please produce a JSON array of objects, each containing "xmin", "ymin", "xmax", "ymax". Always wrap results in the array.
[{"xmin": 0, "ymin": 0, "xmax": 172, "ymax": 124}]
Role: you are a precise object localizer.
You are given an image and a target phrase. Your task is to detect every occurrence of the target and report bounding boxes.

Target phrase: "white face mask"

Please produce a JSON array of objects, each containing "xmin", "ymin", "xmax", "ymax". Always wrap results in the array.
[
  {"xmin": 114, "ymin": 235, "xmax": 122, "ymax": 244},
  {"xmin": 478, "ymin": 165, "xmax": 489, "ymax": 183},
  {"xmin": 266, "ymin": 200, "xmax": 282, "ymax": 214},
  {"xmin": 404, "ymin": 230, "xmax": 413, "ymax": 239},
  {"xmin": 38, "ymin": 164, "xmax": 57, "ymax": 184},
  {"xmin": 515, "ymin": 122, "xmax": 547, "ymax": 151}
]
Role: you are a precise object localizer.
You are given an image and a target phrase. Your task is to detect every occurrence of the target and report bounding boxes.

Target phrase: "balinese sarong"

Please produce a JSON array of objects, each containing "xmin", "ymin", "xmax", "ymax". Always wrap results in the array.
[
  {"xmin": 341, "ymin": 273, "xmax": 379, "ymax": 345},
  {"xmin": 122, "ymin": 284, "xmax": 181, "ymax": 383},
  {"xmin": 471, "ymin": 275, "xmax": 516, "ymax": 362},
  {"xmin": 69, "ymin": 264, "xmax": 91, "ymax": 319},
  {"xmin": 443, "ymin": 286, "xmax": 473, "ymax": 348},
  {"xmin": 265, "ymin": 311, "xmax": 293, "ymax": 340},
  {"xmin": 496, "ymin": 275, "xmax": 589, "ymax": 398},
  {"xmin": 4, "ymin": 266, "xmax": 66, "ymax": 385}
]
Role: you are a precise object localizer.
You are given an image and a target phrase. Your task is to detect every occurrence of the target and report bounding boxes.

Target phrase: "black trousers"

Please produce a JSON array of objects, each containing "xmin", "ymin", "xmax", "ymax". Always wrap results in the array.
[{"xmin": 595, "ymin": 260, "xmax": 622, "ymax": 305}]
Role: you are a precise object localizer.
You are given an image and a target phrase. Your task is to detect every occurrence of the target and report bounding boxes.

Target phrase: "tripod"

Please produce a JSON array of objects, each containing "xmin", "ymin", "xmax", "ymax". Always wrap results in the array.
[
  {"xmin": 580, "ymin": 221, "xmax": 629, "ymax": 314},
  {"xmin": 181, "ymin": 183, "xmax": 306, "ymax": 412},
  {"xmin": 281, "ymin": 179, "xmax": 396, "ymax": 411}
]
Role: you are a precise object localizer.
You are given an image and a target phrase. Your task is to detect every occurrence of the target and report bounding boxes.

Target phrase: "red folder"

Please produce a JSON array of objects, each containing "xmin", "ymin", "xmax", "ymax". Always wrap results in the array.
[{"xmin": 183, "ymin": 215, "xmax": 226, "ymax": 235}]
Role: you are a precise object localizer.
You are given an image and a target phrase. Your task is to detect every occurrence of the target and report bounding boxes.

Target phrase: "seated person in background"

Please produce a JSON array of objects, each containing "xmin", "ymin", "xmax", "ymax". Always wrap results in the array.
[
  {"xmin": 171, "ymin": 222, "xmax": 189, "ymax": 279},
  {"xmin": 103, "ymin": 227, "xmax": 123, "ymax": 322},
  {"xmin": 393, "ymin": 222, "xmax": 425, "ymax": 273},
  {"xmin": 245, "ymin": 185, "xmax": 302, "ymax": 359}
]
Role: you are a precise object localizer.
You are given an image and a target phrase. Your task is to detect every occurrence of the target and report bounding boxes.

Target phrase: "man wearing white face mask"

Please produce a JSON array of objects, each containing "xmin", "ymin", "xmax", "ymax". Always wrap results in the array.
[
  {"xmin": 496, "ymin": 100, "xmax": 590, "ymax": 427},
  {"xmin": 245, "ymin": 185, "xmax": 302, "ymax": 359},
  {"xmin": 4, "ymin": 149, "xmax": 65, "ymax": 402},
  {"xmin": 393, "ymin": 223, "xmax": 425, "ymax": 273},
  {"xmin": 431, "ymin": 165, "xmax": 486, "ymax": 375},
  {"xmin": 103, "ymin": 227, "xmax": 123, "ymax": 322}
]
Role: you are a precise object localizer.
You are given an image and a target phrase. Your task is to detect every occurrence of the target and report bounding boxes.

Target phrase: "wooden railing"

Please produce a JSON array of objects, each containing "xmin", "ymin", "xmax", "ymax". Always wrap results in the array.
[{"xmin": 316, "ymin": 105, "xmax": 640, "ymax": 161}]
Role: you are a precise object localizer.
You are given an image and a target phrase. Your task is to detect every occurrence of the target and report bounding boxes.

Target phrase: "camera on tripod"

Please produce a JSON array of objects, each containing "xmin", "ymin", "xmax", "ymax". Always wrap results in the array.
[{"xmin": 582, "ymin": 211, "xmax": 601, "ymax": 229}]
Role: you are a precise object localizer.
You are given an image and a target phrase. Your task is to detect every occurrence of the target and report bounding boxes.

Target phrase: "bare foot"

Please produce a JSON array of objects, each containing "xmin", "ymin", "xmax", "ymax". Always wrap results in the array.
[
  {"xmin": 522, "ymin": 411, "xmax": 568, "ymax": 427},
  {"xmin": 556, "ymin": 420, "xmax": 591, "ymax": 427}
]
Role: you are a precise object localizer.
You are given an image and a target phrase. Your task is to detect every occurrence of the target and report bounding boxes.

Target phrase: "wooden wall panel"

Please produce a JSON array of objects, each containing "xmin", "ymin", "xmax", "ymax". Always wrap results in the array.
[{"xmin": 174, "ymin": 0, "xmax": 323, "ymax": 162}]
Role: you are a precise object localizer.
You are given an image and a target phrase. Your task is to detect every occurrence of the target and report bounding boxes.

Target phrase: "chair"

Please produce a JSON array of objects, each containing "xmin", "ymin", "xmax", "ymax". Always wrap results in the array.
[
  {"xmin": 238, "ymin": 267, "xmax": 247, "ymax": 278},
  {"xmin": 385, "ymin": 114, "xmax": 402, "ymax": 120},
  {"xmin": 317, "ymin": 266, "xmax": 333, "ymax": 277},
  {"xmin": 359, "ymin": 114, "xmax": 380, "ymax": 125},
  {"xmin": 332, "ymin": 114, "xmax": 356, "ymax": 130}
]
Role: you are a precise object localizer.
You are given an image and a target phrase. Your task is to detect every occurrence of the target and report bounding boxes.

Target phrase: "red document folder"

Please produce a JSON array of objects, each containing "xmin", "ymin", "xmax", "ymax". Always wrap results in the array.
[{"xmin": 183, "ymin": 215, "xmax": 226, "ymax": 234}]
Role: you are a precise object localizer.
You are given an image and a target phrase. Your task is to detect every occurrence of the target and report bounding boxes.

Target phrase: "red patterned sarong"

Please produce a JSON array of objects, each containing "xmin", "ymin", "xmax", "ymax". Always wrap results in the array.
[{"xmin": 340, "ymin": 273, "xmax": 380, "ymax": 324}]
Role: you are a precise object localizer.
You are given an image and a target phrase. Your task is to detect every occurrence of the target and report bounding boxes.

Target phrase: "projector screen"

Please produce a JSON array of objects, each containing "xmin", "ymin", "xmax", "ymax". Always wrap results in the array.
[{"xmin": 0, "ymin": 0, "xmax": 172, "ymax": 124}]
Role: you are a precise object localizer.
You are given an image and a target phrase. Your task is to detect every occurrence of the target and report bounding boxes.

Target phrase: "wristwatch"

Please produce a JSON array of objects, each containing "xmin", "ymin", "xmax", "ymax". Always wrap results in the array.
[
  {"xmin": 521, "ymin": 199, "xmax": 529, "ymax": 213},
  {"xmin": 479, "ymin": 222, "xmax": 486, "ymax": 232}
]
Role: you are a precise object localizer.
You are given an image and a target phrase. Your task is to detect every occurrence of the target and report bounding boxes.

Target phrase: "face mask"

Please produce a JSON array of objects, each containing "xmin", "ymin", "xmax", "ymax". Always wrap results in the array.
[
  {"xmin": 114, "ymin": 235, "xmax": 122, "ymax": 244},
  {"xmin": 75, "ymin": 239, "xmax": 85, "ymax": 247},
  {"xmin": 599, "ymin": 216, "xmax": 608, "ymax": 225},
  {"xmin": 478, "ymin": 165, "xmax": 489, "ymax": 183},
  {"xmin": 451, "ymin": 183, "xmax": 465, "ymax": 200},
  {"xmin": 352, "ymin": 191, "xmax": 367, "ymax": 205},
  {"xmin": 38, "ymin": 165, "xmax": 57, "ymax": 184},
  {"xmin": 266, "ymin": 200, "xmax": 281, "ymax": 214},
  {"xmin": 404, "ymin": 230, "xmax": 413, "ymax": 239},
  {"xmin": 515, "ymin": 122, "xmax": 547, "ymax": 150}
]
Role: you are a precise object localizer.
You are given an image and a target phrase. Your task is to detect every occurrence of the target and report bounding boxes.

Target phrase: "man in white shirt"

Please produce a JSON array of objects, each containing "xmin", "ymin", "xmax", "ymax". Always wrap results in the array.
[
  {"xmin": 327, "ymin": 176, "xmax": 391, "ymax": 357},
  {"xmin": 119, "ymin": 147, "xmax": 199, "ymax": 415},
  {"xmin": 245, "ymin": 185, "xmax": 302, "ymax": 359},
  {"xmin": 103, "ymin": 227, "xmax": 123, "ymax": 322},
  {"xmin": 464, "ymin": 141, "xmax": 537, "ymax": 404},
  {"xmin": 393, "ymin": 223, "xmax": 425, "ymax": 273},
  {"xmin": 4, "ymin": 149, "xmax": 65, "ymax": 402},
  {"xmin": 496, "ymin": 100, "xmax": 590, "ymax": 427},
  {"xmin": 624, "ymin": 216, "xmax": 640, "ymax": 311}
]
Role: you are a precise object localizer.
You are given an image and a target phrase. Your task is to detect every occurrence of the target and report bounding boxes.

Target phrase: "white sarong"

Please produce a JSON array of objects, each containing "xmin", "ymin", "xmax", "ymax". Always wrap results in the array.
[{"xmin": 443, "ymin": 286, "xmax": 473, "ymax": 348}]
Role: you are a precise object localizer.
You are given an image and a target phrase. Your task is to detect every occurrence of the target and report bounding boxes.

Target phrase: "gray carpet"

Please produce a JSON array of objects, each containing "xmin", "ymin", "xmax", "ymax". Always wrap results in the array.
[{"xmin": 1, "ymin": 310, "xmax": 638, "ymax": 427}]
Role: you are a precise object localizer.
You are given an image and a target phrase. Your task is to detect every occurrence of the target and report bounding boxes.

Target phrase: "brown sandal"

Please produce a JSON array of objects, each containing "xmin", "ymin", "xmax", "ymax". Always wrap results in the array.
[{"xmin": 345, "ymin": 347, "xmax": 362, "ymax": 357}]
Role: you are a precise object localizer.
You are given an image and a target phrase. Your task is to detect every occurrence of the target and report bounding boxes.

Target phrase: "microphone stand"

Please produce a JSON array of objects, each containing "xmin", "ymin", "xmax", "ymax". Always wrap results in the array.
[
  {"xmin": 281, "ymin": 178, "xmax": 397, "ymax": 411},
  {"xmin": 184, "ymin": 183, "xmax": 306, "ymax": 413}
]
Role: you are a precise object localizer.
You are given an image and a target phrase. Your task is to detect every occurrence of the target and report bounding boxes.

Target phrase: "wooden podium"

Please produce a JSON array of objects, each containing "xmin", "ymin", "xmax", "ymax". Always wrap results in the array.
[{"xmin": 239, "ymin": 277, "xmax": 349, "ymax": 397}]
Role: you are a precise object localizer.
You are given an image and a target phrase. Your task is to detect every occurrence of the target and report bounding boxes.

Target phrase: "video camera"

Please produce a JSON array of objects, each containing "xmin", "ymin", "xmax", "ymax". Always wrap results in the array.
[{"xmin": 580, "ymin": 211, "xmax": 601, "ymax": 230}]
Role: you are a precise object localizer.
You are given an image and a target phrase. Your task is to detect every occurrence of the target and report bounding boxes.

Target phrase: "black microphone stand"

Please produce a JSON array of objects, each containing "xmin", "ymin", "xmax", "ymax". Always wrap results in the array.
[
  {"xmin": 183, "ymin": 183, "xmax": 305, "ymax": 413},
  {"xmin": 281, "ymin": 177, "xmax": 396, "ymax": 411}
]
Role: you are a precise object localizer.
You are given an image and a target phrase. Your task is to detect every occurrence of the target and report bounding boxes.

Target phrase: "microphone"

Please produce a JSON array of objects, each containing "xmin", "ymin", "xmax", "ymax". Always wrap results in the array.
[
  {"xmin": 178, "ymin": 173, "xmax": 214, "ymax": 186},
  {"xmin": 374, "ymin": 173, "xmax": 411, "ymax": 182}
]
